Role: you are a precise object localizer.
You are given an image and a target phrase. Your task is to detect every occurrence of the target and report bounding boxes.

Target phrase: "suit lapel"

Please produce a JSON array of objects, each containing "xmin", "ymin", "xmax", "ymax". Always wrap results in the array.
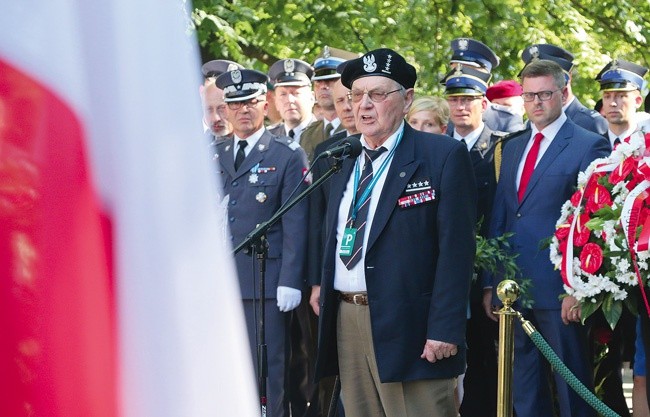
[
  {"xmin": 519, "ymin": 122, "xmax": 572, "ymax": 205},
  {"xmin": 366, "ymin": 126, "xmax": 417, "ymax": 252},
  {"xmin": 506, "ymin": 131, "xmax": 530, "ymax": 207}
]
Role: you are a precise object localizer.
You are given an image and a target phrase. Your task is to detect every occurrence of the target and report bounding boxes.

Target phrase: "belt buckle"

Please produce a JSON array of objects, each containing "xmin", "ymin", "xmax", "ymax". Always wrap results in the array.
[{"xmin": 353, "ymin": 293, "xmax": 365, "ymax": 305}]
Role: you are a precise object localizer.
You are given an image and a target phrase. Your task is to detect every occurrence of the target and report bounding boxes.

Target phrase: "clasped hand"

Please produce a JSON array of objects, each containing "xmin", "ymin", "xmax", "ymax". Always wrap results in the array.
[{"xmin": 420, "ymin": 339, "xmax": 458, "ymax": 363}]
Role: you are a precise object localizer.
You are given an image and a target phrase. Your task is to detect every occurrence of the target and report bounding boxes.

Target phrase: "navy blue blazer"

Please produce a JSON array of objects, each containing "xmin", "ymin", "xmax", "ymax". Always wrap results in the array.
[
  {"xmin": 215, "ymin": 130, "xmax": 309, "ymax": 299},
  {"xmin": 488, "ymin": 120, "xmax": 611, "ymax": 309},
  {"xmin": 315, "ymin": 124, "xmax": 477, "ymax": 383}
]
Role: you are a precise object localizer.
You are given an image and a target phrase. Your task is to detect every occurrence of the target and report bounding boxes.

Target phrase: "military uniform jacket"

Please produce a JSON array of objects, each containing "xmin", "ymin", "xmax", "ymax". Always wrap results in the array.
[
  {"xmin": 470, "ymin": 126, "xmax": 510, "ymax": 236},
  {"xmin": 315, "ymin": 124, "xmax": 477, "ymax": 383},
  {"xmin": 215, "ymin": 130, "xmax": 309, "ymax": 299},
  {"xmin": 565, "ymin": 97, "xmax": 608, "ymax": 135},
  {"xmin": 300, "ymin": 119, "xmax": 343, "ymax": 162}
]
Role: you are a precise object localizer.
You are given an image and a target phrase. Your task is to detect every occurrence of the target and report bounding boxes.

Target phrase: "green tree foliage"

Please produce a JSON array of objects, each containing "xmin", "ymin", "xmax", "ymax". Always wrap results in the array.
[{"xmin": 193, "ymin": 0, "xmax": 650, "ymax": 107}]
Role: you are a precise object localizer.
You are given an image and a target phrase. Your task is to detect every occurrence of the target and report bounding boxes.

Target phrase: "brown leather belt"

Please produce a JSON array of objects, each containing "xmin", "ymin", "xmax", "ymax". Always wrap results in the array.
[{"xmin": 339, "ymin": 292, "xmax": 368, "ymax": 306}]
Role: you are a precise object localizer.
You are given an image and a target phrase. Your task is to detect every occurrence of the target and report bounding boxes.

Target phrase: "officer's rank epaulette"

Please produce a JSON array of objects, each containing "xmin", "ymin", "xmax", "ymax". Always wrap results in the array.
[{"xmin": 274, "ymin": 135, "xmax": 302, "ymax": 151}]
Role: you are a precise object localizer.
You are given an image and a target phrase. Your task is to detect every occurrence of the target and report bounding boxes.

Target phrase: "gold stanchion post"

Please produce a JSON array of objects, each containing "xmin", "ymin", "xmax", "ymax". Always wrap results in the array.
[{"xmin": 495, "ymin": 280, "xmax": 520, "ymax": 417}]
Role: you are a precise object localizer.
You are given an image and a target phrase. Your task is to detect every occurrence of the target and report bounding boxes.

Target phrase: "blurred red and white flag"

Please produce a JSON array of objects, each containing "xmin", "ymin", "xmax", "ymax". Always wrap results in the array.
[{"xmin": 0, "ymin": 1, "xmax": 257, "ymax": 417}]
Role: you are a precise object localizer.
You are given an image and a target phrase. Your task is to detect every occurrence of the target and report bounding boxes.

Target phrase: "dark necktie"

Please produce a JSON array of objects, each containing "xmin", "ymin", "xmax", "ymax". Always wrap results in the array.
[
  {"xmin": 341, "ymin": 146, "xmax": 387, "ymax": 270},
  {"xmin": 613, "ymin": 137, "xmax": 621, "ymax": 148},
  {"xmin": 234, "ymin": 140, "xmax": 247, "ymax": 171},
  {"xmin": 288, "ymin": 129, "xmax": 295, "ymax": 139},
  {"xmin": 518, "ymin": 132, "xmax": 544, "ymax": 203},
  {"xmin": 324, "ymin": 123, "xmax": 334, "ymax": 138}
]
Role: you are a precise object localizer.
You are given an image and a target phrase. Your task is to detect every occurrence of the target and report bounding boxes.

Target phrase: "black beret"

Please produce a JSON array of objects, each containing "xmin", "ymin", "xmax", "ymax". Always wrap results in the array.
[
  {"xmin": 201, "ymin": 60, "xmax": 244, "ymax": 78},
  {"xmin": 268, "ymin": 59, "xmax": 314, "ymax": 87},
  {"xmin": 215, "ymin": 69, "xmax": 269, "ymax": 102},
  {"xmin": 338, "ymin": 48, "xmax": 417, "ymax": 89},
  {"xmin": 450, "ymin": 38, "xmax": 500, "ymax": 71}
]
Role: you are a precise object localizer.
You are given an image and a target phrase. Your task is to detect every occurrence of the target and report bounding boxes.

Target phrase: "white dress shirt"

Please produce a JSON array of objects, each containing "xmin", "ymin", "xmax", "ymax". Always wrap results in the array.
[{"xmin": 333, "ymin": 122, "xmax": 403, "ymax": 292}]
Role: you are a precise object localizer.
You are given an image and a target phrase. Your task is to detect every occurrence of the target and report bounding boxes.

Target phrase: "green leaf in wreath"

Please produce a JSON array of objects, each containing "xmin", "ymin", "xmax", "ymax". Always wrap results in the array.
[
  {"xmin": 580, "ymin": 298, "xmax": 602, "ymax": 323},
  {"xmin": 592, "ymin": 206, "xmax": 619, "ymax": 220},
  {"xmin": 602, "ymin": 295, "xmax": 623, "ymax": 330}
]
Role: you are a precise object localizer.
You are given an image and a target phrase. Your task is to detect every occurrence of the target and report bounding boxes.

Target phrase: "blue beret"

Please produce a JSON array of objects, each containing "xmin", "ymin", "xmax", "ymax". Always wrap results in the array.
[
  {"xmin": 596, "ymin": 59, "xmax": 648, "ymax": 92},
  {"xmin": 201, "ymin": 60, "xmax": 244, "ymax": 78},
  {"xmin": 338, "ymin": 48, "xmax": 417, "ymax": 89},
  {"xmin": 450, "ymin": 38, "xmax": 500, "ymax": 72},
  {"xmin": 442, "ymin": 65, "xmax": 491, "ymax": 96},
  {"xmin": 268, "ymin": 59, "xmax": 314, "ymax": 87},
  {"xmin": 312, "ymin": 46, "xmax": 359, "ymax": 81},
  {"xmin": 215, "ymin": 69, "xmax": 269, "ymax": 102}
]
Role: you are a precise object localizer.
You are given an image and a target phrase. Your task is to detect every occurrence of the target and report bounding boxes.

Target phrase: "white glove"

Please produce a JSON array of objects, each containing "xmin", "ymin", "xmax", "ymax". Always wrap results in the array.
[{"xmin": 277, "ymin": 286, "xmax": 302, "ymax": 312}]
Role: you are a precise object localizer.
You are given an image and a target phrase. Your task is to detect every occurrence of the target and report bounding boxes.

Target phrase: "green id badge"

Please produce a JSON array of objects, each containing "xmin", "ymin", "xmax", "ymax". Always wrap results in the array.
[{"xmin": 339, "ymin": 227, "xmax": 357, "ymax": 256}]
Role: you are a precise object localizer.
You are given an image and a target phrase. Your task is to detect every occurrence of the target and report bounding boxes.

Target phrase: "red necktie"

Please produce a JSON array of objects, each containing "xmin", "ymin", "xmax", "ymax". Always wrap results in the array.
[{"xmin": 518, "ymin": 132, "xmax": 544, "ymax": 203}]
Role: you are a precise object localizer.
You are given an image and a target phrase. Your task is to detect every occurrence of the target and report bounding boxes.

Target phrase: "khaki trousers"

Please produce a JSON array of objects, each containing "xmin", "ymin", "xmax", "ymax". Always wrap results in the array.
[{"xmin": 336, "ymin": 301, "xmax": 458, "ymax": 417}]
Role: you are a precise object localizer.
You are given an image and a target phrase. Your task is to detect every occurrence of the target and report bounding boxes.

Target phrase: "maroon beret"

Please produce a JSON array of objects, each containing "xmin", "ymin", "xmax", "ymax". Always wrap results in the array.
[{"xmin": 486, "ymin": 80, "xmax": 523, "ymax": 101}]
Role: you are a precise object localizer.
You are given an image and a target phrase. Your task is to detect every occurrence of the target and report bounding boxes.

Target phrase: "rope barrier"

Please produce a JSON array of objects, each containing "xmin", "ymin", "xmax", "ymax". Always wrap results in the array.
[{"xmin": 516, "ymin": 312, "xmax": 621, "ymax": 417}]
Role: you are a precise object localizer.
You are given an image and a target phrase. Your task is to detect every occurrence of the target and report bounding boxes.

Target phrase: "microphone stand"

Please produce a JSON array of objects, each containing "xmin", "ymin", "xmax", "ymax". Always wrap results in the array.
[{"xmin": 233, "ymin": 155, "xmax": 346, "ymax": 417}]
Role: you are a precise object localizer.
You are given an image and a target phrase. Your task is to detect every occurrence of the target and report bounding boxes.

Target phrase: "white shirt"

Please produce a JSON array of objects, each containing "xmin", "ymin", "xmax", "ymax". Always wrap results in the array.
[
  {"xmin": 233, "ymin": 127, "xmax": 264, "ymax": 159},
  {"xmin": 325, "ymin": 117, "xmax": 341, "ymax": 134},
  {"xmin": 333, "ymin": 122, "xmax": 403, "ymax": 292},
  {"xmin": 516, "ymin": 112, "xmax": 567, "ymax": 189},
  {"xmin": 453, "ymin": 122, "xmax": 484, "ymax": 151},
  {"xmin": 284, "ymin": 116, "xmax": 314, "ymax": 144},
  {"xmin": 607, "ymin": 125, "xmax": 637, "ymax": 148}
]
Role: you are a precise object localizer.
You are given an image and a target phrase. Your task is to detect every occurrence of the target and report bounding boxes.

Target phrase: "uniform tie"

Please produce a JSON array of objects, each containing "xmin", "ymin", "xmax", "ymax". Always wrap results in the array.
[
  {"xmin": 341, "ymin": 146, "xmax": 387, "ymax": 270},
  {"xmin": 324, "ymin": 122, "xmax": 334, "ymax": 138},
  {"xmin": 518, "ymin": 132, "xmax": 544, "ymax": 203},
  {"xmin": 288, "ymin": 129, "xmax": 295, "ymax": 138},
  {"xmin": 234, "ymin": 140, "xmax": 247, "ymax": 171},
  {"xmin": 613, "ymin": 137, "xmax": 621, "ymax": 148}
]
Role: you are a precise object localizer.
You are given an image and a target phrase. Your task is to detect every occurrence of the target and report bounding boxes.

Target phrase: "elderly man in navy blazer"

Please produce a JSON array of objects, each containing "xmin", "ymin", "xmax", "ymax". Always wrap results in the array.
[
  {"xmin": 483, "ymin": 59, "xmax": 610, "ymax": 417},
  {"xmin": 314, "ymin": 48, "xmax": 477, "ymax": 417}
]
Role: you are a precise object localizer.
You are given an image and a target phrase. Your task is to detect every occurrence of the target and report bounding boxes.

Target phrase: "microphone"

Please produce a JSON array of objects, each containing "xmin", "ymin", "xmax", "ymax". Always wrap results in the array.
[{"xmin": 320, "ymin": 136, "xmax": 363, "ymax": 159}]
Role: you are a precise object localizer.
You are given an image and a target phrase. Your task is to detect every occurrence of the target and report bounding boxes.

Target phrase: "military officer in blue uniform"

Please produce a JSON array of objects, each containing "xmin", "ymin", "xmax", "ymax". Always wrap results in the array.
[
  {"xmin": 521, "ymin": 44, "xmax": 608, "ymax": 135},
  {"xmin": 448, "ymin": 38, "xmax": 525, "ymax": 134},
  {"xmin": 443, "ymin": 63, "xmax": 509, "ymax": 417},
  {"xmin": 215, "ymin": 68, "xmax": 309, "ymax": 417}
]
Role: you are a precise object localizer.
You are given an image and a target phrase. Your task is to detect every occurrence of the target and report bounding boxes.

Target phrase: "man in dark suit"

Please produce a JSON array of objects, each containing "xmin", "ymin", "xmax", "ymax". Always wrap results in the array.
[
  {"xmin": 214, "ymin": 68, "xmax": 309, "ymax": 417},
  {"xmin": 442, "ymin": 63, "xmax": 507, "ymax": 417},
  {"xmin": 314, "ymin": 48, "xmax": 477, "ymax": 417},
  {"xmin": 483, "ymin": 59, "xmax": 611, "ymax": 417},
  {"xmin": 521, "ymin": 44, "xmax": 608, "ymax": 135}
]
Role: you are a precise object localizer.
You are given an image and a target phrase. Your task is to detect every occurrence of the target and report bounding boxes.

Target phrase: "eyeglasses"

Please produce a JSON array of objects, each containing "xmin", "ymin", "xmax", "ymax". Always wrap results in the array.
[
  {"xmin": 226, "ymin": 98, "xmax": 266, "ymax": 110},
  {"xmin": 521, "ymin": 89, "xmax": 562, "ymax": 102},
  {"xmin": 349, "ymin": 88, "xmax": 403, "ymax": 103},
  {"xmin": 446, "ymin": 96, "xmax": 481, "ymax": 107}
]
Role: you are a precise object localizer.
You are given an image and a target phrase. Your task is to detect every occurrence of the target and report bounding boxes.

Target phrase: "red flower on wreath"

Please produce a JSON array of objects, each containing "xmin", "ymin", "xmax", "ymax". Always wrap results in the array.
[
  {"xmin": 609, "ymin": 157, "xmax": 636, "ymax": 185},
  {"xmin": 586, "ymin": 184, "xmax": 612, "ymax": 213},
  {"xmin": 579, "ymin": 242, "xmax": 603, "ymax": 274},
  {"xmin": 573, "ymin": 213, "xmax": 591, "ymax": 247}
]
